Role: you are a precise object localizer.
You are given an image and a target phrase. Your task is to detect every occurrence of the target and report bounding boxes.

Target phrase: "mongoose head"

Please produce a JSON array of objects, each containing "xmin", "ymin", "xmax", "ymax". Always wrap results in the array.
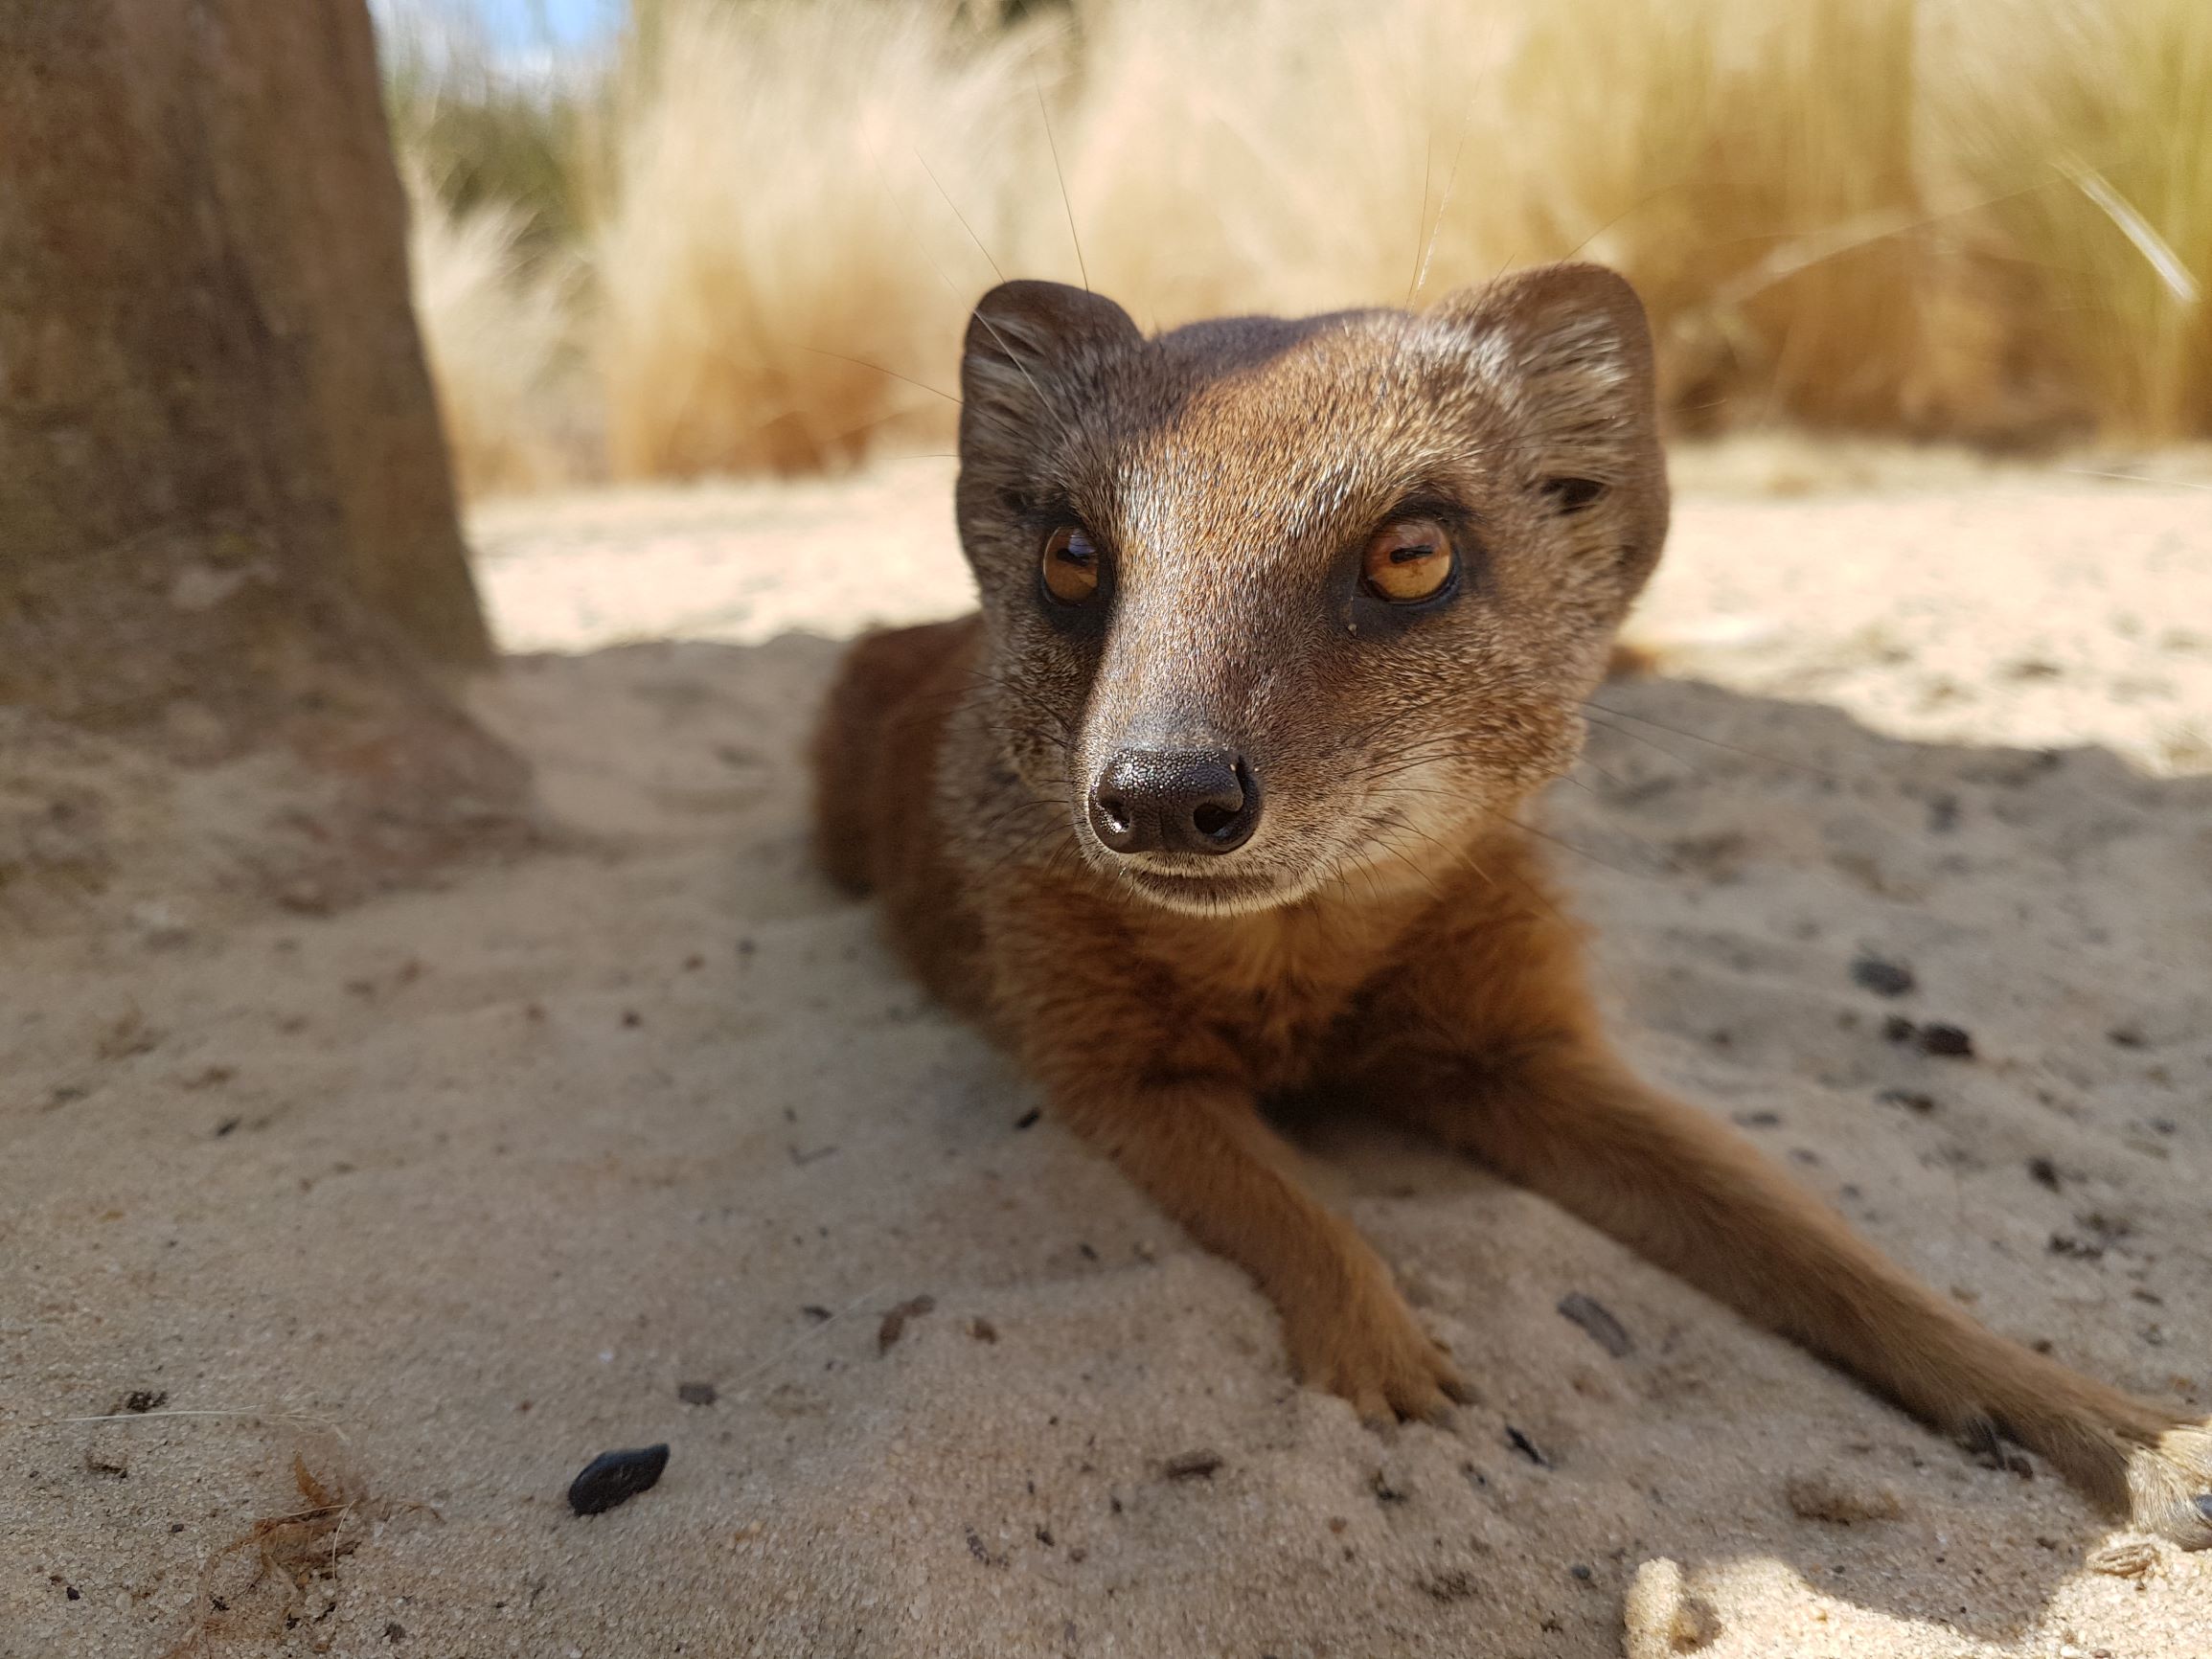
[{"xmin": 953, "ymin": 262, "xmax": 1669, "ymax": 917}]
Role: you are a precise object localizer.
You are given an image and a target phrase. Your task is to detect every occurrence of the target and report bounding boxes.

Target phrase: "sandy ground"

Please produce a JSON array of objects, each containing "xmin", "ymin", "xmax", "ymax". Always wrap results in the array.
[{"xmin": 5, "ymin": 451, "xmax": 2211, "ymax": 1658}]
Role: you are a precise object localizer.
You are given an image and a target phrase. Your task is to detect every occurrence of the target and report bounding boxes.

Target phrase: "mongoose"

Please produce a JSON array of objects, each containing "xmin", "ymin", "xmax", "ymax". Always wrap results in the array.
[{"xmin": 810, "ymin": 263, "xmax": 2212, "ymax": 1544}]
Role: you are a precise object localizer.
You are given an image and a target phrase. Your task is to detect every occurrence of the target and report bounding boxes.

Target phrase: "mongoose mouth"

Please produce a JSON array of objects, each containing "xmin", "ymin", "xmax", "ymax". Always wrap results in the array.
[{"xmin": 1107, "ymin": 863, "xmax": 1292, "ymax": 917}]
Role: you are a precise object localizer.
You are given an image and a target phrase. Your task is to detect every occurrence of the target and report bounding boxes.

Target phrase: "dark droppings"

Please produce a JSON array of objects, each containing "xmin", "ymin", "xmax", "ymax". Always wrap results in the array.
[
  {"xmin": 566, "ymin": 1444, "xmax": 670, "ymax": 1516},
  {"xmin": 1918, "ymin": 1022, "xmax": 1975, "ymax": 1057},
  {"xmin": 1504, "ymin": 1425, "xmax": 1550, "ymax": 1467},
  {"xmin": 878, "ymin": 1294, "xmax": 937, "ymax": 1352},
  {"xmin": 1557, "ymin": 1292, "xmax": 1633, "ymax": 1357},
  {"xmin": 1881, "ymin": 1016, "xmax": 1975, "ymax": 1058},
  {"xmin": 1163, "ymin": 1449, "xmax": 1223, "ymax": 1481},
  {"xmin": 2027, "ymin": 1156, "xmax": 2061, "ymax": 1192},
  {"xmin": 1849, "ymin": 955, "xmax": 1916, "ymax": 997}
]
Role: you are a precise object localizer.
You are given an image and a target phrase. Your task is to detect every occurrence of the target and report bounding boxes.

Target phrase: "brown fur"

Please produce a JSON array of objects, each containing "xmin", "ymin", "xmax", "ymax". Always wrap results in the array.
[{"xmin": 810, "ymin": 264, "xmax": 2212, "ymax": 1544}]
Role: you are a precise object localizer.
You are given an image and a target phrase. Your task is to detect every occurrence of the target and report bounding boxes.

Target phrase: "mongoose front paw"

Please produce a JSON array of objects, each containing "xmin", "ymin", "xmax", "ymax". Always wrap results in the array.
[
  {"xmin": 2128, "ymin": 1420, "xmax": 2212, "ymax": 1549},
  {"xmin": 1285, "ymin": 1280, "xmax": 1471, "ymax": 1427}
]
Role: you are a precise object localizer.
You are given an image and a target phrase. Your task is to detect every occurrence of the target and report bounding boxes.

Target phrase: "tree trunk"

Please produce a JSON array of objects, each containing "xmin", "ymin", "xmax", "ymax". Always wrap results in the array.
[
  {"xmin": 0, "ymin": 0, "xmax": 530, "ymax": 920},
  {"xmin": 0, "ymin": 0, "xmax": 491, "ymax": 729}
]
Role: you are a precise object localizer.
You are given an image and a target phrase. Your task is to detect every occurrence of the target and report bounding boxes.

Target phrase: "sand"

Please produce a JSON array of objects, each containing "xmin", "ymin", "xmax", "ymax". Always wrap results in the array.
[{"xmin": 4, "ymin": 452, "xmax": 2209, "ymax": 1658}]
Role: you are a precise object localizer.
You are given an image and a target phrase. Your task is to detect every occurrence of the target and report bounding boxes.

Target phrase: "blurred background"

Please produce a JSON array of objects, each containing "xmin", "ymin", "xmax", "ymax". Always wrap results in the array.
[{"xmin": 375, "ymin": 0, "xmax": 2211, "ymax": 500}]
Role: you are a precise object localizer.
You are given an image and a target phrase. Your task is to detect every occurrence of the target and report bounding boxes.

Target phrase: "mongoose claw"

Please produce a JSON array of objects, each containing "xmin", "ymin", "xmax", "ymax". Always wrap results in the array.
[{"xmin": 1288, "ymin": 1282, "xmax": 1470, "ymax": 1428}]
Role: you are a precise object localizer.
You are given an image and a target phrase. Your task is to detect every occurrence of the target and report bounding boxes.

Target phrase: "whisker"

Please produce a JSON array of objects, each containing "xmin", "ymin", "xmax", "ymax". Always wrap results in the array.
[
  {"xmin": 1582, "ymin": 698, "xmax": 1837, "ymax": 781},
  {"xmin": 862, "ymin": 132, "xmax": 1074, "ymax": 454},
  {"xmin": 1489, "ymin": 807, "xmax": 1650, "ymax": 883},
  {"xmin": 914, "ymin": 150, "xmax": 1004, "ymax": 284},
  {"xmin": 793, "ymin": 345, "xmax": 960, "ymax": 406},
  {"xmin": 1032, "ymin": 64, "xmax": 1088, "ymax": 292},
  {"xmin": 1577, "ymin": 707, "xmax": 1709, "ymax": 775}
]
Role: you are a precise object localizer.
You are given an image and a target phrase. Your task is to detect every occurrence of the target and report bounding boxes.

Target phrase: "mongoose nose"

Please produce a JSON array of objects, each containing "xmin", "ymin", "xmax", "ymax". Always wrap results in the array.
[{"xmin": 1088, "ymin": 749, "xmax": 1260, "ymax": 855}]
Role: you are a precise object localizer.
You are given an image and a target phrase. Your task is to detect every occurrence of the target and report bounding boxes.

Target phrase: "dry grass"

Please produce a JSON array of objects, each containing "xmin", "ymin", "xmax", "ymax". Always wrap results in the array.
[
  {"xmin": 1930, "ymin": 0, "xmax": 2212, "ymax": 440},
  {"xmin": 386, "ymin": 0, "xmax": 2212, "ymax": 486},
  {"xmin": 595, "ymin": 0, "xmax": 1048, "ymax": 476},
  {"xmin": 405, "ymin": 169, "xmax": 583, "ymax": 497}
]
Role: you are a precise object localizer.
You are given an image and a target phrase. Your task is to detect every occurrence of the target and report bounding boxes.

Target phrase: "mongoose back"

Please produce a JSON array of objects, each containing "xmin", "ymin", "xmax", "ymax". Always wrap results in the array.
[{"xmin": 810, "ymin": 264, "xmax": 2212, "ymax": 1544}]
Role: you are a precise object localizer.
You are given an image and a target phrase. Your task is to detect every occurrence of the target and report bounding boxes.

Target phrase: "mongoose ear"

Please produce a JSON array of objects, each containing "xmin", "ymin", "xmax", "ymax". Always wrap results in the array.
[
  {"xmin": 1435, "ymin": 261, "xmax": 1659, "ymax": 468},
  {"xmin": 1436, "ymin": 263, "xmax": 1667, "ymax": 582},
  {"xmin": 959, "ymin": 281, "xmax": 1140, "ymax": 455}
]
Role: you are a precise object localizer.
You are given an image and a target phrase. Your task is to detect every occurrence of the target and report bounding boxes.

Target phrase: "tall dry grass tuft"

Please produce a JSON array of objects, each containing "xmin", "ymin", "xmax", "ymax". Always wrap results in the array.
[
  {"xmin": 405, "ymin": 170, "xmax": 584, "ymax": 498},
  {"xmin": 1505, "ymin": 0, "xmax": 1940, "ymax": 431},
  {"xmin": 1060, "ymin": 0, "xmax": 1953, "ymax": 432},
  {"xmin": 1049, "ymin": 0, "xmax": 1518, "ymax": 326},
  {"xmin": 596, "ymin": 0, "xmax": 1049, "ymax": 478},
  {"xmin": 1932, "ymin": 0, "xmax": 2212, "ymax": 441},
  {"xmin": 384, "ymin": 0, "xmax": 2212, "ymax": 488}
]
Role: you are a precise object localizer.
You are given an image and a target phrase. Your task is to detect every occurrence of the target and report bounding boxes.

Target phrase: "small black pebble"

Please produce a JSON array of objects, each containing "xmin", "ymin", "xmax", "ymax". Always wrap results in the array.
[
  {"xmin": 1504, "ymin": 1425, "xmax": 1549, "ymax": 1467},
  {"xmin": 1850, "ymin": 955, "xmax": 1916, "ymax": 997},
  {"xmin": 2027, "ymin": 1156, "xmax": 2060, "ymax": 1192},
  {"xmin": 2107, "ymin": 1025, "xmax": 2147, "ymax": 1049},
  {"xmin": 1014, "ymin": 1107, "xmax": 1041, "ymax": 1130},
  {"xmin": 1569, "ymin": 1563, "xmax": 1593, "ymax": 1581},
  {"xmin": 800, "ymin": 1304, "xmax": 833, "ymax": 1322},
  {"xmin": 566, "ymin": 1444, "xmax": 670, "ymax": 1516},
  {"xmin": 214, "ymin": 1117, "xmax": 241, "ymax": 1138},
  {"xmin": 1557, "ymin": 1293, "xmax": 1633, "ymax": 1358},
  {"xmin": 384, "ymin": 1621, "xmax": 407, "ymax": 1643},
  {"xmin": 676, "ymin": 1381, "xmax": 718, "ymax": 1406},
  {"xmin": 1918, "ymin": 1022, "xmax": 1974, "ymax": 1058},
  {"xmin": 65, "ymin": 1586, "xmax": 80, "ymax": 1601}
]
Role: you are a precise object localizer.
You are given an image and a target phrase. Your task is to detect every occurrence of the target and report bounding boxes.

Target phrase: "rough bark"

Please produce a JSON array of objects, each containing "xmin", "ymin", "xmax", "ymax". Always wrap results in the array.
[
  {"xmin": 0, "ymin": 0, "xmax": 530, "ymax": 920},
  {"xmin": 0, "ymin": 0, "xmax": 491, "ymax": 728}
]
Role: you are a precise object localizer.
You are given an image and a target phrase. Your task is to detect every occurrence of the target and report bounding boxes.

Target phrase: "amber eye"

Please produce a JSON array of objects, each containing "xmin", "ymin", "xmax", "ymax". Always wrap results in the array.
[
  {"xmin": 1040, "ymin": 525, "xmax": 1101, "ymax": 604},
  {"xmin": 1359, "ymin": 517, "xmax": 1456, "ymax": 603}
]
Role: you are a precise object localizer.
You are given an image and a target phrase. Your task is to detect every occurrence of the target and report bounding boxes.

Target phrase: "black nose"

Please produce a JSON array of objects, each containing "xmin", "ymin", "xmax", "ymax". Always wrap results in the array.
[{"xmin": 1088, "ymin": 749, "xmax": 1260, "ymax": 855}]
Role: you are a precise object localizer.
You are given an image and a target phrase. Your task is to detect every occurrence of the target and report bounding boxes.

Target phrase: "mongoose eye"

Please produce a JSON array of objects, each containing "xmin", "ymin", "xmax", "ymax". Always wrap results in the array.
[
  {"xmin": 1359, "ymin": 518, "xmax": 1456, "ymax": 604},
  {"xmin": 1040, "ymin": 525, "xmax": 1101, "ymax": 604}
]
